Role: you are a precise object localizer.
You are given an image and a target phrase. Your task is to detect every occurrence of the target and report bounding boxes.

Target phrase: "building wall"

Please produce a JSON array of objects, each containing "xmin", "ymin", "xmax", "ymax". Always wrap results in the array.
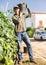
[{"xmin": 31, "ymin": 12, "xmax": 46, "ymax": 28}]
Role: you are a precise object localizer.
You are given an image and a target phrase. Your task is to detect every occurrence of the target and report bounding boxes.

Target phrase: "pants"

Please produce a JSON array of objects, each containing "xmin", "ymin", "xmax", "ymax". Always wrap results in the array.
[{"xmin": 16, "ymin": 31, "xmax": 33, "ymax": 60}]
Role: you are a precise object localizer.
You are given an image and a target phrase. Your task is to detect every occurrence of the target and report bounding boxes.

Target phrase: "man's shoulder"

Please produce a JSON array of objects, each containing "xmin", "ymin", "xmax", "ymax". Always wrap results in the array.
[{"xmin": 12, "ymin": 14, "xmax": 17, "ymax": 18}]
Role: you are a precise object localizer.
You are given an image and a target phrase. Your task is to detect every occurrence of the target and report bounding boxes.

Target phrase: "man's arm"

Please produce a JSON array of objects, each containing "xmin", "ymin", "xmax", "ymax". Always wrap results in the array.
[
  {"xmin": 12, "ymin": 16, "xmax": 19, "ymax": 25},
  {"xmin": 26, "ymin": 8, "xmax": 32, "ymax": 18}
]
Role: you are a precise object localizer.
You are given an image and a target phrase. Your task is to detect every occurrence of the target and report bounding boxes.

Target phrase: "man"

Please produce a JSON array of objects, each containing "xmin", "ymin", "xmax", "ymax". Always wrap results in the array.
[{"xmin": 12, "ymin": 5, "xmax": 36, "ymax": 64}]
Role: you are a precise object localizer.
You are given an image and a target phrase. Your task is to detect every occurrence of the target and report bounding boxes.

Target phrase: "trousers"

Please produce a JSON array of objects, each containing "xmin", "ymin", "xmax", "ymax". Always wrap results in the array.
[{"xmin": 16, "ymin": 31, "xmax": 33, "ymax": 60}]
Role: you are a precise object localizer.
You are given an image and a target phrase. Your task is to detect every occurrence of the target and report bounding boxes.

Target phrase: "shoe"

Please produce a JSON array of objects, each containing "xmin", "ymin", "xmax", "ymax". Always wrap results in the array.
[{"xmin": 30, "ymin": 59, "xmax": 37, "ymax": 64}]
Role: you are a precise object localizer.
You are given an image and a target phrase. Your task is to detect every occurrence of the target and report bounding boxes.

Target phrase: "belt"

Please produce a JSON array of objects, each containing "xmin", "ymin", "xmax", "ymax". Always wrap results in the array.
[
  {"xmin": 15, "ymin": 31, "xmax": 26, "ymax": 33},
  {"xmin": 21, "ymin": 31, "xmax": 26, "ymax": 33}
]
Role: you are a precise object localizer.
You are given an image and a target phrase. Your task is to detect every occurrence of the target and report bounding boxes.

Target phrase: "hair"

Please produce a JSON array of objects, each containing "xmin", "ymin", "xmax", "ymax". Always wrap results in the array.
[{"xmin": 13, "ymin": 6, "xmax": 19, "ymax": 10}]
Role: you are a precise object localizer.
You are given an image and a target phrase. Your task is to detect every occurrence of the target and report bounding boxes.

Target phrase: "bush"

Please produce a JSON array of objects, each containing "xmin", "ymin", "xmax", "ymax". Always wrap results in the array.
[
  {"xmin": 27, "ymin": 31, "xmax": 33, "ymax": 37},
  {"xmin": 0, "ymin": 12, "xmax": 18, "ymax": 65},
  {"xmin": 44, "ymin": 28, "xmax": 46, "ymax": 30},
  {"xmin": 26, "ymin": 27, "xmax": 35, "ymax": 38},
  {"xmin": 26, "ymin": 27, "xmax": 32, "ymax": 31}
]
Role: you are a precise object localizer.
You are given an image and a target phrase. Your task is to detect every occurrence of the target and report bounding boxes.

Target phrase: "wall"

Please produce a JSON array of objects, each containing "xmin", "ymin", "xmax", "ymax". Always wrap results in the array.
[{"xmin": 31, "ymin": 12, "xmax": 46, "ymax": 28}]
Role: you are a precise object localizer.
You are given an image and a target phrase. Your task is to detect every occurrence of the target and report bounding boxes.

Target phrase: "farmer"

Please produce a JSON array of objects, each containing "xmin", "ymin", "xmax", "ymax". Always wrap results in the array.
[{"xmin": 12, "ymin": 3, "xmax": 36, "ymax": 64}]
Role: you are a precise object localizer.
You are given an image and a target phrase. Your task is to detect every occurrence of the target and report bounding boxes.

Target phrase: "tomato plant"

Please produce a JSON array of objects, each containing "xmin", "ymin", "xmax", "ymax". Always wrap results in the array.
[{"xmin": 0, "ymin": 12, "xmax": 18, "ymax": 65}]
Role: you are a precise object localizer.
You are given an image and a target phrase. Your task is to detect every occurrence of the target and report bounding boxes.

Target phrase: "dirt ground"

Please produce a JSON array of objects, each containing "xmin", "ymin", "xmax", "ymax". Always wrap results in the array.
[{"xmin": 20, "ymin": 39, "xmax": 46, "ymax": 65}]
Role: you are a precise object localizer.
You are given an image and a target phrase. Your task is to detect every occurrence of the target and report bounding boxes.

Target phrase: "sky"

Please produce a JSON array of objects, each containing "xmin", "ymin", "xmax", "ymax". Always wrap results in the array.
[{"xmin": 0, "ymin": 0, "xmax": 46, "ymax": 27}]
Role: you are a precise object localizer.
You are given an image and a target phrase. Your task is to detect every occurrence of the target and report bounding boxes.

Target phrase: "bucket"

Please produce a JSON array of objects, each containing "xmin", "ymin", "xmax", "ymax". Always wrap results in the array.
[
  {"xmin": 23, "ymin": 47, "xmax": 28, "ymax": 53},
  {"xmin": 17, "ymin": 3, "xmax": 27, "ymax": 13}
]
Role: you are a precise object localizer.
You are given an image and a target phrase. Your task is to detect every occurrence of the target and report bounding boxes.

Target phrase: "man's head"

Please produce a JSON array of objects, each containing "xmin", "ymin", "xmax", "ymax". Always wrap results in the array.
[{"xmin": 13, "ymin": 6, "xmax": 20, "ymax": 15}]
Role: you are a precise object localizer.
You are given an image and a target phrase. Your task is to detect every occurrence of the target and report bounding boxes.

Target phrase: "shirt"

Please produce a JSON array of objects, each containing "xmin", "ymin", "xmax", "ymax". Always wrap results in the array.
[{"xmin": 12, "ymin": 8, "xmax": 31, "ymax": 32}]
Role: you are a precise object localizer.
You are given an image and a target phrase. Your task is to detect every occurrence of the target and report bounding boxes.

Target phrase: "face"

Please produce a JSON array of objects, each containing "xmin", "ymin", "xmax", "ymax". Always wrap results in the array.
[{"xmin": 14, "ymin": 8, "xmax": 20, "ymax": 15}]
